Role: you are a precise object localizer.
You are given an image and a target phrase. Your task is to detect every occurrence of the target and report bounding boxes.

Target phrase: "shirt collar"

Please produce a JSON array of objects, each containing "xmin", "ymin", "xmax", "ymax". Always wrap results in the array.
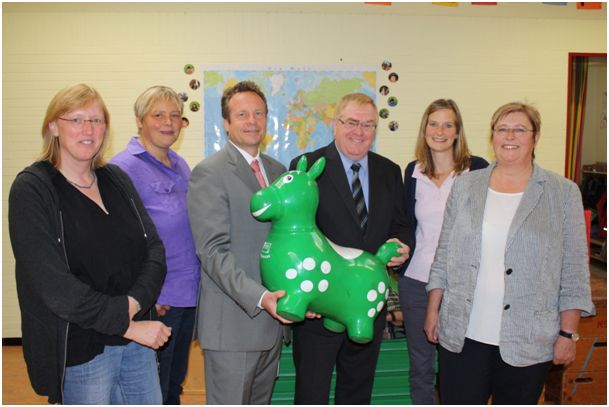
[
  {"xmin": 336, "ymin": 148, "xmax": 368, "ymax": 176},
  {"xmin": 126, "ymin": 136, "xmax": 179, "ymax": 167},
  {"xmin": 229, "ymin": 140, "xmax": 260, "ymax": 165}
]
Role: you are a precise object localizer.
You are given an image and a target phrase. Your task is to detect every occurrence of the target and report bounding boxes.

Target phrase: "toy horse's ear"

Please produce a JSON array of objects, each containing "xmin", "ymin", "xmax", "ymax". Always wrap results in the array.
[
  {"xmin": 296, "ymin": 155, "xmax": 308, "ymax": 172},
  {"xmin": 308, "ymin": 157, "xmax": 326, "ymax": 180}
]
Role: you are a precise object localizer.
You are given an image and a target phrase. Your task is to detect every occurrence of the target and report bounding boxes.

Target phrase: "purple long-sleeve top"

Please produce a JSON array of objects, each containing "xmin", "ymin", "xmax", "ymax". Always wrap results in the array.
[{"xmin": 111, "ymin": 136, "xmax": 200, "ymax": 307}]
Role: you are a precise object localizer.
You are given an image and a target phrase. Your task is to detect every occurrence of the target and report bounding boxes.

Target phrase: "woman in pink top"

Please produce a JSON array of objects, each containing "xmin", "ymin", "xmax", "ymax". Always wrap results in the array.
[{"xmin": 399, "ymin": 99, "xmax": 488, "ymax": 404}]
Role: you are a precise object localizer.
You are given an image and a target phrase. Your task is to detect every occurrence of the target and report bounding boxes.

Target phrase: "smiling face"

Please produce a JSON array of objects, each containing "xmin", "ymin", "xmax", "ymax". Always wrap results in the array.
[
  {"xmin": 492, "ymin": 111, "xmax": 539, "ymax": 167},
  {"xmin": 137, "ymin": 99, "xmax": 183, "ymax": 154},
  {"xmin": 424, "ymin": 108, "xmax": 458, "ymax": 154},
  {"xmin": 223, "ymin": 91, "xmax": 267, "ymax": 156},
  {"xmin": 48, "ymin": 100, "xmax": 107, "ymax": 168},
  {"xmin": 333, "ymin": 102, "xmax": 377, "ymax": 161}
]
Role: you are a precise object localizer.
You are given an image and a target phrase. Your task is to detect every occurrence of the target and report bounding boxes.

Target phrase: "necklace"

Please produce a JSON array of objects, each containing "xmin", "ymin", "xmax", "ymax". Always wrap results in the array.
[{"xmin": 66, "ymin": 172, "xmax": 97, "ymax": 189}]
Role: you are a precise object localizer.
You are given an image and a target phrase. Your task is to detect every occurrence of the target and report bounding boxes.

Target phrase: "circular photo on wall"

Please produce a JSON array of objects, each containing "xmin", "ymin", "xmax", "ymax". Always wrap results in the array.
[
  {"xmin": 189, "ymin": 79, "xmax": 200, "ymax": 90},
  {"xmin": 182, "ymin": 117, "xmax": 190, "ymax": 128},
  {"xmin": 388, "ymin": 72, "xmax": 398, "ymax": 83},
  {"xmin": 379, "ymin": 108, "xmax": 390, "ymax": 119},
  {"xmin": 189, "ymin": 101, "xmax": 200, "ymax": 112},
  {"xmin": 184, "ymin": 64, "xmax": 195, "ymax": 75},
  {"xmin": 381, "ymin": 60, "xmax": 392, "ymax": 71},
  {"xmin": 379, "ymin": 85, "xmax": 389, "ymax": 96},
  {"xmin": 389, "ymin": 121, "xmax": 399, "ymax": 132},
  {"xmin": 388, "ymin": 96, "xmax": 398, "ymax": 107},
  {"xmin": 178, "ymin": 92, "xmax": 189, "ymax": 102}
]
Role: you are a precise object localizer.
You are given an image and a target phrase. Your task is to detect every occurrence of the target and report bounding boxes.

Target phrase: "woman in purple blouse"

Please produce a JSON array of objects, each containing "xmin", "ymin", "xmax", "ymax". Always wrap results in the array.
[
  {"xmin": 399, "ymin": 99, "xmax": 488, "ymax": 404},
  {"xmin": 111, "ymin": 86, "xmax": 200, "ymax": 405}
]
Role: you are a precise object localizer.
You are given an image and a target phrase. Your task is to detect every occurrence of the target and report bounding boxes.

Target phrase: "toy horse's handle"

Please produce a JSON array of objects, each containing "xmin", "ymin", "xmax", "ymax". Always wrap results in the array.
[{"xmin": 375, "ymin": 241, "xmax": 401, "ymax": 265}]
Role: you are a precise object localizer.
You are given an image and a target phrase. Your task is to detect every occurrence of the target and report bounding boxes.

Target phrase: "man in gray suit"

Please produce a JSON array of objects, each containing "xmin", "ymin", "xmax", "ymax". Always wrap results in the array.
[{"xmin": 188, "ymin": 81, "xmax": 289, "ymax": 404}]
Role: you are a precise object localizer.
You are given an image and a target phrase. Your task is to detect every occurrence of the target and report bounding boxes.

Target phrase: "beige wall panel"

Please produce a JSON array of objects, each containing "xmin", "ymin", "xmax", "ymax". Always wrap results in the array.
[{"xmin": 3, "ymin": 3, "xmax": 606, "ymax": 337}]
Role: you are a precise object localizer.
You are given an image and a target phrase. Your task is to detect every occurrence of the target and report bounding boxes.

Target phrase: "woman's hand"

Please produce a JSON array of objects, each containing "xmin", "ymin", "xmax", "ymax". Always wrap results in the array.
[
  {"xmin": 424, "ymin": 309, "xmax": 439, "ymax": 344},
  {"xmin": 424, "ymin": 288, "xmax": 443, "ymax": 344},
  {"xmin": 123, "ymin": 320, "xmax": 172, "ymax": 349},
  {"xmin": 155, "ymin": 304, "xmax": 171, "ymax": 317},
  {"xmin": 553, "ymin": 336, "xmax": 577, "ymax": 365}
]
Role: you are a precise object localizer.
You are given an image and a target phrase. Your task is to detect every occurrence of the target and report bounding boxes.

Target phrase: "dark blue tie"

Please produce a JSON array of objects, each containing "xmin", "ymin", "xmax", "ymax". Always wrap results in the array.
[{"xmin": 351, "ymin": 163, "xmax": 368, "ymax": 232}]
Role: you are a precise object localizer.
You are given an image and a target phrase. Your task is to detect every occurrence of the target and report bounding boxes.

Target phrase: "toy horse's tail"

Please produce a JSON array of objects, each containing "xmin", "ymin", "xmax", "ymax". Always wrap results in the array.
[{"xmin": 375, "ymin": 241, "xmax": 401, "ymax": 265}]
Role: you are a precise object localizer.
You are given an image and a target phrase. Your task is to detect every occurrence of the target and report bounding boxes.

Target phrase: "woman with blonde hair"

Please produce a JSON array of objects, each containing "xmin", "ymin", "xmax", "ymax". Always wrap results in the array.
[
  {"xmin": 399, "ymin": 99, "xmax": 488, "ymax": 404},
  {"xmin": 112, "ymin": 85, "xmax": 200, "ymax": 404},
  {"xmin": 9, "ymin": 84, "xmax": 171, "ymax": 404},
  {"xmin": 425, "ymin": 102, "xmax": 593, "ymax": 404}
]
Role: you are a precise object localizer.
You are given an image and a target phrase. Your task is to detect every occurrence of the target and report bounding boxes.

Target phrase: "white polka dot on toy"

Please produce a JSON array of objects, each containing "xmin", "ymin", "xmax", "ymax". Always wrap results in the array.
[
  {"xmin": 303, "ymin": 258, "xmax": 316, "ymax": 271},
  {"xmin": 367, "ymin": 289, "xmax": 377, "ymax": 302},
  {"xmin": 376, "ymin": 301, "xmax": 384, "ymax": 312},
  {"xmin": 368, "ymin": 308, "xmax": 376, "ymax": 318},
  {"xmin": 321, "ymin": 261, "xmax": 332, "ymax": 274},
  {"xmin": 378, "ymin": 281, "xmax": 386, "ymax": 293},
  {"xmin": 285, "ymin": 269, "xmax": 297, "ymax": 280},
  {"xmin": 385, "ymin": 290, "xmax": 389, "ymax": 299},
  {"xmin": 318, "ymin": 280, "xmax": 329, "ymax": 292},
  {"xmin": 300, "ymin": 280, "xmax": 313, "ymax": 292}
]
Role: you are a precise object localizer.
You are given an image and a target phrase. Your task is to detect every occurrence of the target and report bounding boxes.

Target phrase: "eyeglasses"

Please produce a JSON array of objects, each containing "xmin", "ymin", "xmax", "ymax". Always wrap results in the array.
[
  {"xmin": 493, "ymin": 127, "xmax": 533, "ymax": 136},
  {"xmin": 337, "ymin": 118, "xmax": 377, "ymax": 133},
  {"xmin": 151, "ymin": 112, "xmax": 182, "ymax": 122},
  {"xmin": 58, "ymin": 117, "xmax": 106, "ymax": 128}
]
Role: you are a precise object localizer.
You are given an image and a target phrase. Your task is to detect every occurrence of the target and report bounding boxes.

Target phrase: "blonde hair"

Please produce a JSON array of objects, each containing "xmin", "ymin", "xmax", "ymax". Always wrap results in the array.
[
  {"xmin": 490, "ymin": 102, "xmax": 541, "ymax": 159},
  {"xmin": 40, "ymin": 84, "xmax": 110, "ymax": 169},
  {"xmin": 415, "ymin": 99, "xmax": 471, "ymax": 178},
  {"xmin": 334, "ymin": 93, "xmax": 377, "ymax": 120},
  {"xmin": 134, "ymin": 85, "xmax": 184, "ymax": 134}
]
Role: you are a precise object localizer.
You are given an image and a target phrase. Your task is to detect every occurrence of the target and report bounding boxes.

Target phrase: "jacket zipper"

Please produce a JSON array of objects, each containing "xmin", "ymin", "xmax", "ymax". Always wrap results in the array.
[
  {"xmin": 129, "ymin": 198, "xmax": 148, "ymax": 238},
  {"xmin": 58, "ymin": 210, "xmax": 69, "ymax": 403}
]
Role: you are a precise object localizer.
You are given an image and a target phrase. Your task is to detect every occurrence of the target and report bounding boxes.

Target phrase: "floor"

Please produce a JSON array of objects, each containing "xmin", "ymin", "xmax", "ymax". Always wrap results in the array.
[
  {"xmin": 2, "ymin": 345, "xmax": 204, "ymax": 405},
  {"xmin": 3, "ymin": 261, "xmax": 605, "ymax": 405}
]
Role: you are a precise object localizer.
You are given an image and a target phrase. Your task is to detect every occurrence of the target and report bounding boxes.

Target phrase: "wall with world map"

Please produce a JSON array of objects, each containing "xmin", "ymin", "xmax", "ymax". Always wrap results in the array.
[{"xmin": 203, "ymin": 67, "xmax": 375, "ymax": 166}]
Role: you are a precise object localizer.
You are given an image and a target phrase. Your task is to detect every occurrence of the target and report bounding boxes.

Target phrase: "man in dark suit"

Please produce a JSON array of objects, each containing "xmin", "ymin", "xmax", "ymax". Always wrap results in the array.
[
  {"xmin": 289, "ymin": 93, "xmax": 412, "ymax": 404},
  {"xmin": 188, "ymin": 81, "xmax": 289, "ymax": 404}
]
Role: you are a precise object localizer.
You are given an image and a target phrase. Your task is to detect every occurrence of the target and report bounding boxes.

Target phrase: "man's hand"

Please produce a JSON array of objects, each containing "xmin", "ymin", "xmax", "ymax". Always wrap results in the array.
[
  {"xmin": 386, "ymin": 238, "xmax": 410, "ymax": 268},
  {"xmin": 305, "ymin": 311, "xmax": 322, "ymax": 319},
  {"xmin": 260, "ymin": 290, "xmax": 293, "ymax": 324},
  {"xmin": 123, "ymin": 320, "xmax": 172, "ymax": 349}
]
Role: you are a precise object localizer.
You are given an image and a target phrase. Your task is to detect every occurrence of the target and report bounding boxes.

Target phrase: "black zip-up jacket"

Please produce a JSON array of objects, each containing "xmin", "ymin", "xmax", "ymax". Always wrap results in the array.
[{"xmin": 8, "ymin": 161, "xmax": 166, "ymax": 404}]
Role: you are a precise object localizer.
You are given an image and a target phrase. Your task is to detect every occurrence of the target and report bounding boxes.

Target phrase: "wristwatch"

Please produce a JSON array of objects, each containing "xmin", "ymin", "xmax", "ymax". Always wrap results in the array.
[{"xmin": 559, "ymin": 330, "xmax": 580, "ymax": 342}]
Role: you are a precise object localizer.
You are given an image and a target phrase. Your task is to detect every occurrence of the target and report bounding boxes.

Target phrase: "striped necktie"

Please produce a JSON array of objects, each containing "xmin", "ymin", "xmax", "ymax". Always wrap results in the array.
[{"xmin": 351, "ymin": 163, "xmax": 368, "ymax": 232}]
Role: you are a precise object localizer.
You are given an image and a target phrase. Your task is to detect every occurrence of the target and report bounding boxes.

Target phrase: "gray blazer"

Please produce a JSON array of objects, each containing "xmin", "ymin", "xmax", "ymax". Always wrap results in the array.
[
  {"xmin": 188, "ymin": 143, "xmax": 286, "ymax": 351},
  {"xmin": 427, "ymin": 163, "xmax": 594, "ymax": 367}
]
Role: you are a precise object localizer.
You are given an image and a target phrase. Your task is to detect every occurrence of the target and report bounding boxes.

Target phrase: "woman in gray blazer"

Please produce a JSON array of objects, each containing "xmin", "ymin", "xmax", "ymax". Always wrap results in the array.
[{"xmin": 424, "ymin": 102, "xmax": 594, "ymax": 404}]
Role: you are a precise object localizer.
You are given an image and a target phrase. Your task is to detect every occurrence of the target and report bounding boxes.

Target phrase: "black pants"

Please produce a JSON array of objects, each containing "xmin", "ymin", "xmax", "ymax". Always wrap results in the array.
[
  {"xmin": 439, "ymin": 338, "xmax": 552, "ymax": 405},
  {"xmin": 292, "ymin": 308, "xmax": 386, "ymax": 404}
]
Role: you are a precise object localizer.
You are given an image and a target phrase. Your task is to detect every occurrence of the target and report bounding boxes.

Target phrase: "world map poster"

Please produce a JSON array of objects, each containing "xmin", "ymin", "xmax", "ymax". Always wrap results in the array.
[{"xmin": 202, "ymin": 66, "xmax": 376, "ymax": 167}]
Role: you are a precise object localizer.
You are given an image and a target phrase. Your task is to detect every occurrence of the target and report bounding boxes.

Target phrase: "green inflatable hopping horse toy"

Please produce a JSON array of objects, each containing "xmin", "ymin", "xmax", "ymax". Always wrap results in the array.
[{"xmin": 250, "ymin": 156, "xmax": 400, "ymax": 343}]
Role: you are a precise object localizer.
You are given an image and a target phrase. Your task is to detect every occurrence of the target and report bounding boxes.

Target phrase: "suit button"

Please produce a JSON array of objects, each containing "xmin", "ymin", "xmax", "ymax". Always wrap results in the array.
[
  {"xmin": 504, "ymin": 304, "xmax": 510, "ymax": 310},
  {"xmin": 506, "ymin": 268, "xmax": 513, "ymax": 275}
]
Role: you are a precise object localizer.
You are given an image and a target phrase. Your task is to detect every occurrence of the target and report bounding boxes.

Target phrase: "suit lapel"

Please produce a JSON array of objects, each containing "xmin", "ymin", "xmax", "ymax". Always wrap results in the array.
[
  {"xmin": 506, "ymin": 164, "xmax": 545, "ymax": 250},
  {"xmin": 225, "ymin": 143, "xmax": 260, "ymax": 193},
  {"xmin": 325, "ymin": 143, "xmax": 361, "ymax": 228},
  {"xmin": 260, "ymin": 155, "xmax": 283, "ymax": 183}
]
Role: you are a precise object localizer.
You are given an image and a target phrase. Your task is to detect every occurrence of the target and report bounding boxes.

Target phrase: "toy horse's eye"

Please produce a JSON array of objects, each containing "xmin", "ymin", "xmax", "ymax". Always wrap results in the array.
[{"xmin": 283, "ymin": 175, "xmax": 294, "ymax": 183}]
